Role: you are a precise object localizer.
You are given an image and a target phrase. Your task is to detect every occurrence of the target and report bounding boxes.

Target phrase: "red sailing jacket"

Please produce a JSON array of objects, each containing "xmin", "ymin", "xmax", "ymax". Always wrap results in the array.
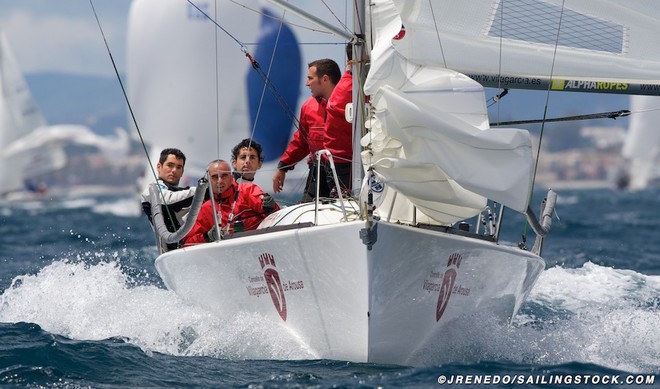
[
  {"xmin": 324, "ymin": 71, "xmax": 353, "ymax": 163},
  {"xmin": 279, "ymin": 96, "xmax": 327, "ymax": 168},
  {"xmin": 183, "ymin": 181, "xmax": 279, "ymax": 244}
]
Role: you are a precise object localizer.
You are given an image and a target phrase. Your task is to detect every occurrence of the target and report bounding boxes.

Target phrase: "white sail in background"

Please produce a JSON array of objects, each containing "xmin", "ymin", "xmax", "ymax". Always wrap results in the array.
[
  {"xmin": 4, "ymin": 125, "xmax": 130, "ymax": 160},
  {"xmin": 0, "ymin": 30, "xmax": 46, "ymax": 146},
  {"xmin": 0, "ymin": 29, "xmax": 52, "ymax": 194},
  {"xmin": 127, "ymin": 0, "xmax": 250, "ymax": 177},
  {"xmin": 0, "ymin": 29, "xmax": 133, "ymax": 197},
  {"xmin": 621, "ymin": 95, "xmax": 660, "ymax": 190}
]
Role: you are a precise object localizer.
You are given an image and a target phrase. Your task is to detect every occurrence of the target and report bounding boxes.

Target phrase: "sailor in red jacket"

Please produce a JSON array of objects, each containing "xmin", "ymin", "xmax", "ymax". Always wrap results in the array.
[
  {"xmin": 323, "ymin": 43, "xmax": 357, "ymax": 197},
  {"xmin": 184, "ymin": 160, "xmax": 279, "ymax": 244},
  {"xmin": 272, "ymin": 58, "xmax": 342, "ymax": 202},
  {"xmin": 324, "ymin": 67, "xmax": 353, "ymax": 195}
]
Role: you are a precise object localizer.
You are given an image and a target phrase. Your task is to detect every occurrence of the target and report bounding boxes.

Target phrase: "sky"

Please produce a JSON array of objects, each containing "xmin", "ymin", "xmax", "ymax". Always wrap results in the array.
[
  {"xmin": 0, "ymin": 0, "xmax": 351, "ymax": 78},
  {"xmin": 0, "ymin": 1, "xmax": 132, "ymax": 77}
]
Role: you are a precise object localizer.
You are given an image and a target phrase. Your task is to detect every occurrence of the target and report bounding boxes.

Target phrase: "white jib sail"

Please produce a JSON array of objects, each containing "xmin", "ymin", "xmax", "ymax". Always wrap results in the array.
[{"xmin": 361, "ymin": 0, "xmax": 534, "ymax": 226}]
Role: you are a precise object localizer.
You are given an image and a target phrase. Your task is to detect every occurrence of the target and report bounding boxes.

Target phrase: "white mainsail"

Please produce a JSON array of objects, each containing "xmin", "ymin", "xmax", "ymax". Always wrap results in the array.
[{"xmin": 360, "ymin": 0, "xmax": 660, "ymax": 224}]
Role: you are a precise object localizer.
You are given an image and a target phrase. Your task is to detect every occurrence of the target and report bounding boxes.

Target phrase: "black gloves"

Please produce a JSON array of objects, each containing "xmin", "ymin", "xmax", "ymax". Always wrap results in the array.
[
  {"xmin": 204, "ymin": 226, "xmax": 221, "ymax": 242},
  {"xmin": 262, "ymin": 193, "xmax": 276, "ymax": 214}
]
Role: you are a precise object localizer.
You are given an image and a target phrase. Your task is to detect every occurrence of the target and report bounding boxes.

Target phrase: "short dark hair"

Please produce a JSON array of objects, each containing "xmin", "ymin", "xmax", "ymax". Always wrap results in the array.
[
  {"xmin": 159, "ymin": 148, "xmax": 186, "ymax": 165},
  {"xmin": 308, "ymin": 58, "xmax": 341, "ymax": 85},
  {"xmin": 231, "ymin": 138, "xmax": 264, "ymax": 163}
]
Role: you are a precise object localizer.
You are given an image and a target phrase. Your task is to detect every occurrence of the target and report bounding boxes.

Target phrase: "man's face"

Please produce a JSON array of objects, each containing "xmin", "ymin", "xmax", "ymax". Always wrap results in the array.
[
  {"xmin": 306, "ymin": 66, "xmax": 326, "ymax": 99},
  {"xmin": 157, "ymin": 154, "xmax": 185, "ymax": 185},
  {"xmin": 208, "ymin": 161, "xmax": 233, "ymax": 195},
  {"xmin": 232, "ymin": 147, "xmax": 262, "ymax": 180}
]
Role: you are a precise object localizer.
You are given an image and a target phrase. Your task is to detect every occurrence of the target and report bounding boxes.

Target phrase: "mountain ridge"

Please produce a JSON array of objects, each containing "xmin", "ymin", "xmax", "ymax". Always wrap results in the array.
[{"xmin": 25, "ymin": 73, "xmax": 128, "ymax": 136}]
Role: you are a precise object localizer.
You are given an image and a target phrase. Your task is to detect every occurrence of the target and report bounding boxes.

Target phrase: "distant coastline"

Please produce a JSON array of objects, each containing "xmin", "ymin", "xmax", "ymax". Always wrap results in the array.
[{"xmin": 536, "ymin": 179, "xmax": 615, "ymax": 191}]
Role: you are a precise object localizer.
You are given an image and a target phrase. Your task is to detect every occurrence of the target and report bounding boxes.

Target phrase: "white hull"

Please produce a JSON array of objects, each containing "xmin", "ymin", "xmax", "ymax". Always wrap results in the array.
[{"xmin": 155, "ymin": 202, "xmax": 544, "ymax": 365}]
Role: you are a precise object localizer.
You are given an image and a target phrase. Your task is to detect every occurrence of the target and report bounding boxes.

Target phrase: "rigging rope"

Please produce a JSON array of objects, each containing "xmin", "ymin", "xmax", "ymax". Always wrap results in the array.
[
  {"xmin": 88, "ymin": 0, "xmax": 151, "ymax": 178},
  {"xmin": 428, "ymin": 1, "xmax": 447, "ymax": 69},
  {"xmin": 491, "ymin": 109, "xmax": 631, "ymax": 126},
  {"xmin": 186, "ymin": 0, "xmax": 299, "ymax": 228},
  {"xmin": 89, "ymin": 0, "xmax": 185, "ymax": 230},
  {"xmin": 520, "ymin": 0, "xmax": 567, "ymax": 248},
  {"xmin": 186, "ymin": 0, "xmax": 301, "ymax": 132}
]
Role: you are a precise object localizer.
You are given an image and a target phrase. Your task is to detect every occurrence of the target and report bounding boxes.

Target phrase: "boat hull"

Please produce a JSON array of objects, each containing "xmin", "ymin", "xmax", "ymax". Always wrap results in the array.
[{"xmin": 155, "ymin": 211, "xmax": 544, "ymax": 365}]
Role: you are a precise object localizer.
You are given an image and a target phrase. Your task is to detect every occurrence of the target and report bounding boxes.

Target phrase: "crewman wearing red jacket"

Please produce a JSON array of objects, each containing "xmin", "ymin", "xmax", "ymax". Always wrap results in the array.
[
  {"xmin": 272, "ymin": 58, "xmax": 342, "ymax": 202},
  {"xmin": 323, "ymin": 63, "xmax": 353, "ymax": 196},
  {"xmin": 185, "ymin": 160, "xmax": 279, "ymax": 244}
]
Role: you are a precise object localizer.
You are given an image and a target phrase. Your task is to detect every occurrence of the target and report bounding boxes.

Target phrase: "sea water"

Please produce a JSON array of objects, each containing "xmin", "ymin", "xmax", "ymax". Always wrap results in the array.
[{"xmin": 0, "ymin": 189, "xmax": 658, "ymax": 388}]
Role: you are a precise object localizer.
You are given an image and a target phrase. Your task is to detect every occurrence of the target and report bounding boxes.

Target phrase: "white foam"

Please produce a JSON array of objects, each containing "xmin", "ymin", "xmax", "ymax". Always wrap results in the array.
[
  {"xmin": 0, "ymin": 258, "xmax": 317, "ymax": 361},
  {"xmin": 530, "ymin": 261, "xmax": 660, "ymax": 311},
  {"xmin": 513, "ymin": 262, "xmax": 660, "ymax": 372},
  {"xmin": 1, "ymin": 259, "xmax": 657, "ymax": 370}
]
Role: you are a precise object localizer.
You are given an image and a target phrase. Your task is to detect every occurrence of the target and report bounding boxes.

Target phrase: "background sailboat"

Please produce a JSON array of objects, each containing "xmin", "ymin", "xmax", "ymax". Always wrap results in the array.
[
  {"xmin": 0, "ymin": 28, "xmax": 52, "ymax": 196},
  {"xmin": 620, "ymin": 95, "xmax": 660, "ymax": 190},
  {"xmin": 0, "ymin": 28, "xmax": 134, "ymax": 201}
]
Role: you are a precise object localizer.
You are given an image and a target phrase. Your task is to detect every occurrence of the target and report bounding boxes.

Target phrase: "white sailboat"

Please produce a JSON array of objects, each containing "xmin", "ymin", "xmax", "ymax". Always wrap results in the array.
[
  {"xmin": 0, "ymin": 26, "xmax": 133, "ymax": 201},
  {"xmin": 620, "ymin": 95, "xmax": 660, "ymax": 190},
  {"xmin": 146, "ymin": 0, "xmax": 660, "ymax": 365},
  {"xmin": 0, "ymin": 28, "xmax": 55, "ymax": 196}
]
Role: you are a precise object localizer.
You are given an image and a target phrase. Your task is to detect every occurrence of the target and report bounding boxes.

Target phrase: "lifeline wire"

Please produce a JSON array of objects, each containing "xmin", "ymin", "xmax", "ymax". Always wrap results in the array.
[{"xmin": 521, "ymin": 0, "xmax": 567, "ymax": 247}]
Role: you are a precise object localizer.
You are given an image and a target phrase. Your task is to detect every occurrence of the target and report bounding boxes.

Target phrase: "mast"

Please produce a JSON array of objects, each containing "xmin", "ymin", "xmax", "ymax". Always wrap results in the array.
[{"xmin": 351, "ymin": 0, "xmax": 366, "ymax": 197}]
